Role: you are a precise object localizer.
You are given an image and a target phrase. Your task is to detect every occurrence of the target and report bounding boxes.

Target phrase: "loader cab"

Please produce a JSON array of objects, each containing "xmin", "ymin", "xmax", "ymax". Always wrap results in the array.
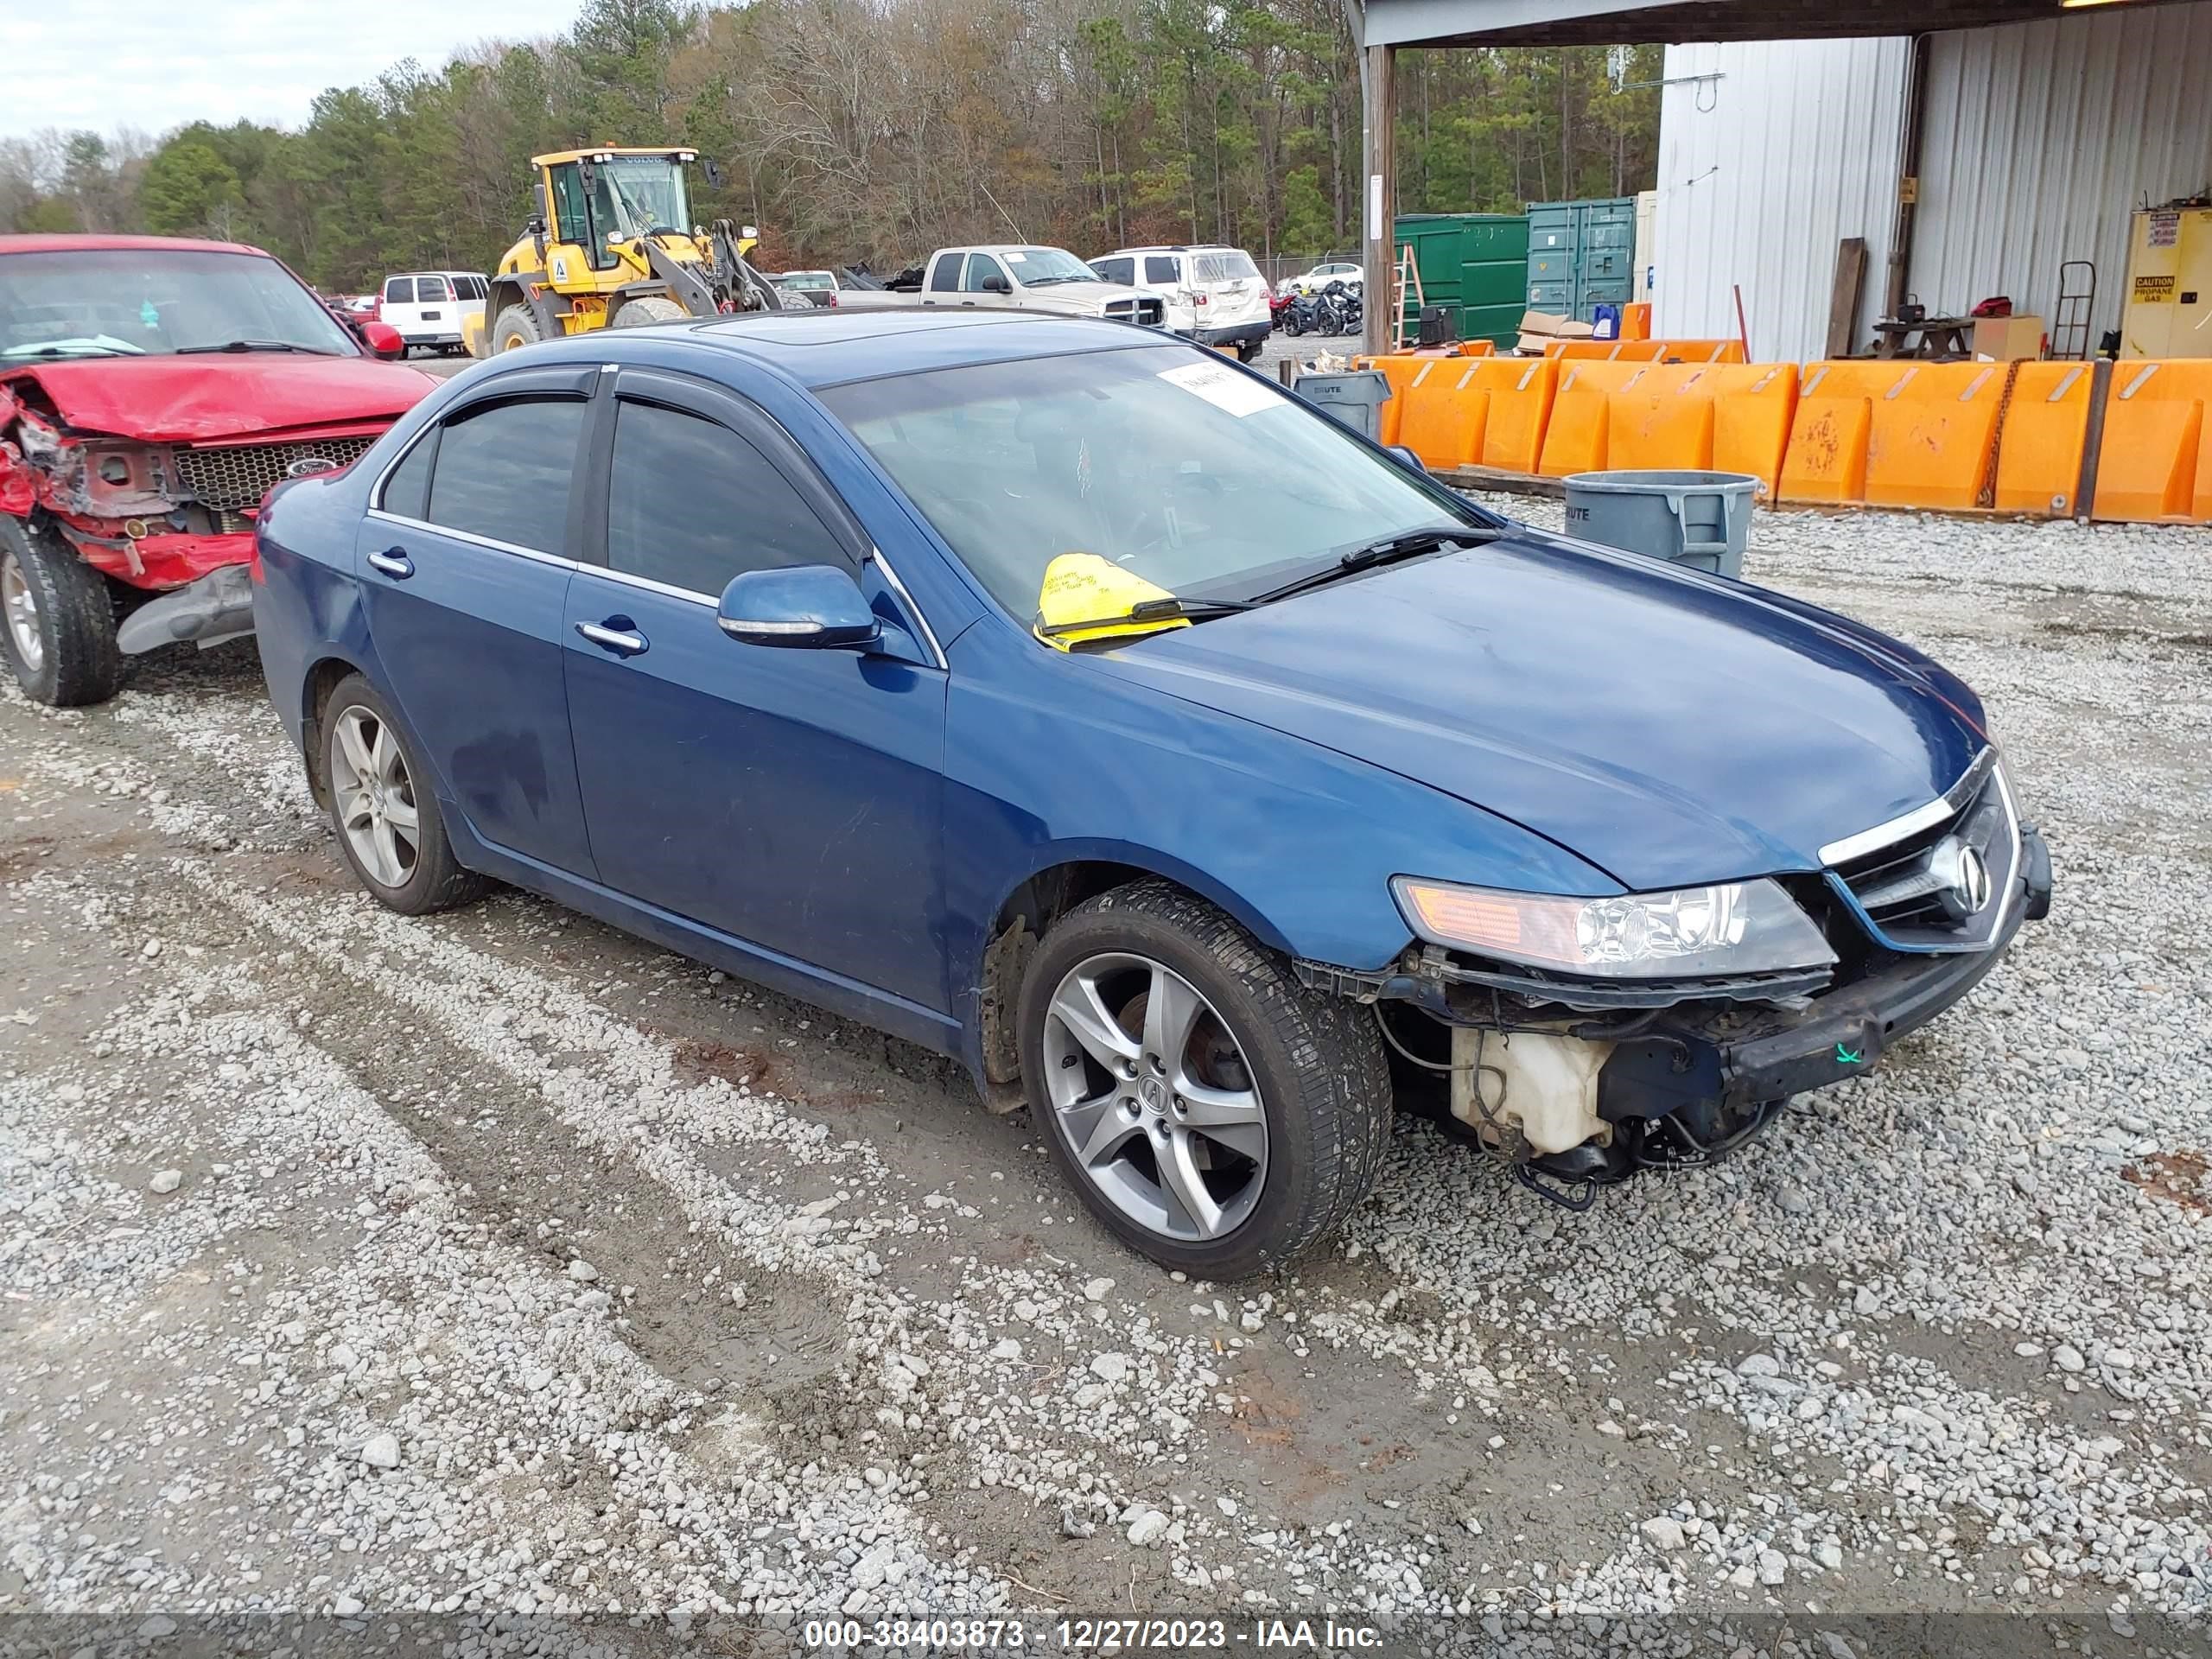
[{"xmin": 542, "ymin": 149, "xmax": 697, "ymax": 274}]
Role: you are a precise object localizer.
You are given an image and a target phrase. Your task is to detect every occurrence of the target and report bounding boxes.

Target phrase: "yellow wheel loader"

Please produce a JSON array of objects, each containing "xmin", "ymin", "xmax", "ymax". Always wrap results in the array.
[{"xmin": 466, "ymin": 147, "xmax": 782, "ymax": 357}]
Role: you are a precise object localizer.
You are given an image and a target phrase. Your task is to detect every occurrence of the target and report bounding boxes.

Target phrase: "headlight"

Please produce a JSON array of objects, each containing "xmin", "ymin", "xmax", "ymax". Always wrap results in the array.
[{"xmin": 1391, "ymin": 875, "xmax": 1837, "ymax": 980}]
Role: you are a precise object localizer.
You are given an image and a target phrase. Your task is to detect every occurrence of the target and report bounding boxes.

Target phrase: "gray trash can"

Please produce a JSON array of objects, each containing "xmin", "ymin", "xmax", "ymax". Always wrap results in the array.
[
  {"xmin": 1294, "ymin": 369, "xmax": 1393, "ymax": 442},
  {"xmin": 1561, "ymin": 469, "xmax": 1758, "ymax": 578}
]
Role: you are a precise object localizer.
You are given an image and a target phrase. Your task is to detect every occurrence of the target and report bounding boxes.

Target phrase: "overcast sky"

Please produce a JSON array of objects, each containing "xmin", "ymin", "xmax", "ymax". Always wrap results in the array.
[{"xmin": 8, "ymin": 0, "xmax": 587, "ymax": 143}]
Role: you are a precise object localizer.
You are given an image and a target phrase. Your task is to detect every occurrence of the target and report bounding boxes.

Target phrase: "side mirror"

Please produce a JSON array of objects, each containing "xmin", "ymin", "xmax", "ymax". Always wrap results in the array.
[
  {"xmin": 1387, "ymin": 443, "xmax": 1427, "ymax": 474},
  {"xmin": 360, "ymin": 321, "xmax": 405, "ymax": 359},
  {"xmin": 982, "ymin": 273, "xmax": 1011, "ymax": 295},
  {"xmin": 717, "ymin": 565, "xmax": 880, "ymax": 651}
]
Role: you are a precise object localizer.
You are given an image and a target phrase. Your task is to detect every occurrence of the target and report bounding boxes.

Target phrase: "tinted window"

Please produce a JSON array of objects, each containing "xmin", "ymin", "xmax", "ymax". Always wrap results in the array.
[
  {"xmin": 417, "ymin": 276, "xmax": 450, "ymax": 302},
  {"xmin": 384, "ymin": 277, "xmax": 415, "ymax": 303},
  {"xmin": 380, "ymin": 433, "xmax": 435, "ymax": 519},
  {"xmin": 962, "ymin": 254, "xmax": 1005, "ymax": 293},
  {"xmin": 549, "ymin": 163, "xmax": 589, "ymax": 245},
  {"xmin": 1091, "ymin": 257, "xmax": 1132, "ymax": 285},
  {"xmin": 424, "ymin": 397, "xmax": 585, "ymax": 553},
  {"xmin": 927, "ymin": 256, "xmax": 961, "ymax": 293},
  {"xmin": 607, "ymin": 400, "xmax": 845, "ymax": 594},
  {"xmin": 1143, "ymin": 255, "xmax": 1180, "ymax": 285},
  {"xmin": 1194, "ymin": 251, "xmax": 1258, "ymax": 283}
]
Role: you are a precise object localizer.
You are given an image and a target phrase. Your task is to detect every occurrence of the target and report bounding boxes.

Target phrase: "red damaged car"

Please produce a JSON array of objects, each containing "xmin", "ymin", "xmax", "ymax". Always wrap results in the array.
[{"xmin": 1, "ymin": 234, "xmax": 439, "ymax": 706}]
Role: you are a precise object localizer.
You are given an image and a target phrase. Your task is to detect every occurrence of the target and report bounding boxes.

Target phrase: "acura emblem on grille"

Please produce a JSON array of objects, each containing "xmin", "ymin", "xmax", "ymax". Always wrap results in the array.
[
  {"xmin": 1927, "ymin": 835, "xmax": 1993, "ymax": 922},
  {"xmin": 285, "ymin": 456, "xmax": 340, "ymax": 479}
]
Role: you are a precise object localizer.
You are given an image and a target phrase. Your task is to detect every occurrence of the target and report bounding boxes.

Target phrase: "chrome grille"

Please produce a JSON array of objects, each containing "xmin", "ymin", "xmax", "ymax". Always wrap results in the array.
[
  {"xmin": 1104, "ymin": 296, "xmax": 1167, "ymax": 327},
  {"xmin": 174, "ymin": 437, "xmax": 377, "ymax": 512},
  {"xmin": 1830, "ymin": 753, "xmax": 2018, "ymax": 949}
]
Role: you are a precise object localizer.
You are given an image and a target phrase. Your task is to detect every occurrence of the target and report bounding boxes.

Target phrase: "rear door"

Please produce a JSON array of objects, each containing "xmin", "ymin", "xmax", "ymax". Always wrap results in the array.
[
  {"xmin": 562, "ymin": 367, "xmax": 949, "ymax": 1009},
  {"xmin": 379, "ymin": 276, "xmax": 418, "ymax": 337},
  {"xmin": 357, "ymin": 365, "xmax": 599, "ymax": 879},
  {"xmin": 409, "ymin": 274, "xmax": 453, "ymax": 341},
  {"xmin": 919, "ymin": 252, "xmax": 963, "ymax": 307}
]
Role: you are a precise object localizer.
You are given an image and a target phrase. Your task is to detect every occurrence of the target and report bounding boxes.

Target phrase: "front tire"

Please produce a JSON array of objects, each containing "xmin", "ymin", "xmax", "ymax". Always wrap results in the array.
[
  {"xmin": 609, "ymin": 295, "xmax": 689, "ymax": 328},
  {"xmin": 1017, "ymin": 880, "xmax": 1392, "ymax": 1279},
  {"xmin": 320, "ymin": 674, "xmax": 486, "ymax": 916},
  {"xmin": 491, "ymin": 303, "xmax": 544, "ymax": 355},
  {"xmin": 0, "ymin": 514, "xmax": 127, "ymax": 707}
]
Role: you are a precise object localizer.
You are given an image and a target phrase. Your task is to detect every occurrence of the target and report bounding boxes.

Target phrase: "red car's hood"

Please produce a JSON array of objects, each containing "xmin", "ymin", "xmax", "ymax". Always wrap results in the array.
[{"xmin": 7, "ymin": 354, "xmax": 439, "ymax": 442}]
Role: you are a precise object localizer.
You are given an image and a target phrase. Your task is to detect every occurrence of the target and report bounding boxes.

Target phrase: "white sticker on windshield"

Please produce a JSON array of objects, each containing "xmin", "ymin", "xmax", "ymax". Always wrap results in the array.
[
  {"xmin": 1004, "ymin": 250, "xmax": 1027, "ymax": 263},
  {"xmin": 1157, "ymin": 360, "xmax": 1279, "ymax": 418}
]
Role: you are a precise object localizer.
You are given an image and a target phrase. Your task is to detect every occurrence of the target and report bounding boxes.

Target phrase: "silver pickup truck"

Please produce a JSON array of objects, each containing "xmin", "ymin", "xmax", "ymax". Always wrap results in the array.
[{"xmin": 838, "ymin": 245, "xmax": 1166, "ymax": 327}]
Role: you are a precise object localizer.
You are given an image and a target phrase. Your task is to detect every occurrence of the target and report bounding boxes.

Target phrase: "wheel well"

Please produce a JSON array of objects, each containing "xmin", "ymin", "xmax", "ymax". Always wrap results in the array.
[
  {"xmin": 976, "ymin": 861, "xmax": 1189, "ymax": 1091},
  {"xmin": 299, "ymin": 657, "xmax": 355, "ymax": 809}
]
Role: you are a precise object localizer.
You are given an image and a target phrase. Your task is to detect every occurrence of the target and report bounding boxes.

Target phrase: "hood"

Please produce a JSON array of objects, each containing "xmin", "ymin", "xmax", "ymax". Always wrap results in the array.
[
  {"xmin": 1086, "ymin": 534, "xmax": 1987, "ymax": 893},
  {"xmin": 1024, "ymin": 281, "xmax": 1148, "ymax": 314},
  {"xmin": 6, "ymin": 354, "xmax": 440, "ymax": 443}
]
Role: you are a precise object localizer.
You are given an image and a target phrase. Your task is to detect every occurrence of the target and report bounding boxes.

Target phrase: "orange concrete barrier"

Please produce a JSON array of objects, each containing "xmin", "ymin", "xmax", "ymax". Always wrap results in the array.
[
  {"xmin": 1601, "ymin": 362, "xmax": 1800, "ymax": 497},
  {"xmin": 1780, "ymin": 361, "xmax": 2007, "ymax": 512},
  {"xmin": 1544, "ymin": 339, "xmax": 1745, "ymax": 364},
  {"xmin": 1354, "ymin": 347, "xmax": 1494, "ymax": 443},
  {"xmin": 2091, "ymin": 360, "xmax": 2212, "ymax": 524},
  {"xmin": 1535, "ymin": 361, "xmax": 1647, "ymax": 476},
  {"xmin": 1394, "ymin": 356, "xmax": 1561, "ymax": 474},
  {"xmin": 1992, "ymin": 362, "xmax": 2094, "ymax": 518}
]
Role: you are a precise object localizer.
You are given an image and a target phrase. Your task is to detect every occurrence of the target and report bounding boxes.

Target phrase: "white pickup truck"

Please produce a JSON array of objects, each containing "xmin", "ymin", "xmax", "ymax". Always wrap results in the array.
[{"xmin": 838, "ymin": 245, "xmax": 1166, "ymax": 327}]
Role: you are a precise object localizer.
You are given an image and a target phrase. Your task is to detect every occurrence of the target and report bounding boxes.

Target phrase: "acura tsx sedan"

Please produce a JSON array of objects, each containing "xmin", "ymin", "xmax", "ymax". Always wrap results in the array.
[{"xmin": 252, "ymin": 309, "xmax": 2052, "ymax": 1278}]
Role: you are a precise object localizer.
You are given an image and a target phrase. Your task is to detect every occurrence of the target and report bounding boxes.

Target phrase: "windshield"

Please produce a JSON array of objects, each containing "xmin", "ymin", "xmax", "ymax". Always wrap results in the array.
[
  {"xmin": 819, "ymin": 343, "xmax": 1494, "ymax": 620},
  {"xmin": 0, "ymin": 248, "xmax": 359, "ymax": 359},
  {"xmin": 1004, "ymin": 247, "xmax": 1099, "ymax": 286},
  {"xmin": 589, "ymin": 156, "xmax": 692, "ymax": 240}
]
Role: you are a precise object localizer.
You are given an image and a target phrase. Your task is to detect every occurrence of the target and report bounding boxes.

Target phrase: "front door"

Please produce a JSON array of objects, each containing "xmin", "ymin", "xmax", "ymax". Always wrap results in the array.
[
  {"xmin": 561, "ymin": 369, "xmax": 949, "ymax": 1012},
  {"xmin": 357, "ymin": 366, "xmax": 599, "ymax": 880}
]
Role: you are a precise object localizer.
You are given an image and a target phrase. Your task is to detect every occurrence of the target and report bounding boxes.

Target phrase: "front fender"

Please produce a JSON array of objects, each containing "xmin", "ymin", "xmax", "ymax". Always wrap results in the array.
[{"xmin": 941, "ymin": 619, "xmax": 1618, "ymax": 1057}]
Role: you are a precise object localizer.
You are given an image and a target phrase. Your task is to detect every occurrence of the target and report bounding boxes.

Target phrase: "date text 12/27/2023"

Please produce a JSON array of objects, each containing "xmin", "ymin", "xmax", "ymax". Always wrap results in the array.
[{"xmin": 800, "ymin": 1617, "xmax": 1387, "ymax": 1650}]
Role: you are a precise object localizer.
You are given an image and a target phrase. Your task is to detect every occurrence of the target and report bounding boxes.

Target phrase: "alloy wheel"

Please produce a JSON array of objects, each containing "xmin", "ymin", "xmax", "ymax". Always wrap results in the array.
[
  {"xmin": 329, "ymin": 706, "xmax": 420, "ymax": 887},
  {"xmin": 1041, "ymin": 951, "xmax": 1268, "ymax": 1242},
  {"xmin": 1, "ymin": 550, "xmax": 41, "ymax": 673}
]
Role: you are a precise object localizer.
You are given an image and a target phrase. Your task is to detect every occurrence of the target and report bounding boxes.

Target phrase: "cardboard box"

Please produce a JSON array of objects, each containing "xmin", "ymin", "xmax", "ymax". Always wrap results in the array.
[
  {"xmin": 1516, "ymin": 309, "xmax": 1596, "ymax": 340},
  {"xmin": 1972, "ymin": 314, "xmax": 2045, "ymax": 360}
]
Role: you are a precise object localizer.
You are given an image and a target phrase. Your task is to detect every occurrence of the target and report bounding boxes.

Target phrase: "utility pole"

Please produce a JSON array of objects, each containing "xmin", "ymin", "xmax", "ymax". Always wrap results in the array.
[{"xmin": 1343, "ymin": 0, "xmax": 1396, "ymax": 357}]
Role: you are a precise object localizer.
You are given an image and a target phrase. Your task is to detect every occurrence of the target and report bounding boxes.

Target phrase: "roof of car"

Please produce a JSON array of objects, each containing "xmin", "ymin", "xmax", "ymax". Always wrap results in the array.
[
  {"xmin": 525, "ymin": 308, "xmax": 1178, "ymax": 390},
  {"xmin": 0, "ymin": 232, "xmax": 268, "ymax": 257}
]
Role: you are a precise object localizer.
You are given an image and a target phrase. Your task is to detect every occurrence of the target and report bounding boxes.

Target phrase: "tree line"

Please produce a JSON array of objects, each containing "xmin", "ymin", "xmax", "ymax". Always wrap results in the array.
[{"xmin": 0, "ymin": 0, "xmax": 1661, "ymax": 292}]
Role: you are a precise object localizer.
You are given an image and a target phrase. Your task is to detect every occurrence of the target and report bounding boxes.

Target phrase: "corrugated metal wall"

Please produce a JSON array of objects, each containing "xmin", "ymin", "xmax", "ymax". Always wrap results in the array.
[
  {"xmin": 1651, "ymin": 5, "xmax": 2212, "ymax": 361},
  {"xmin": 1650, "ymin": 38, "xmax": 1910, "ymax": 362},
  {"xmin": 1915, "ymin": 6, "xmax": 2212, "ymax": 348}
]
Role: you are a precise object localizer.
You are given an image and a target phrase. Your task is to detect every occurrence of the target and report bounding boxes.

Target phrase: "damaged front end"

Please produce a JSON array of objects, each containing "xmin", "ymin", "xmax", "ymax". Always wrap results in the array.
[
  {"xmin": 0, "ymin": 377, "xmax": 380, "ymax": 653},
  {"xmin": 1300, "ymin": 754, "xmax": 2055, "ymax": 1210}
]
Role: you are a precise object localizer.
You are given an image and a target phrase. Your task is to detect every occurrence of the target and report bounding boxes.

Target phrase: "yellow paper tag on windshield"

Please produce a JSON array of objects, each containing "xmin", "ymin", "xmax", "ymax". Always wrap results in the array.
[{"xmin": 1033, "ymin": 553, "xmax": 1192, "ymax": 652}]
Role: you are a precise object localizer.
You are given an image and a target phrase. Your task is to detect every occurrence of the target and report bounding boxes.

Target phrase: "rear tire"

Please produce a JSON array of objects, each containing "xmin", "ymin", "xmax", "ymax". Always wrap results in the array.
[
  {"xmin": 1017, "ymin": 880, "xmax": 1392, "ymax": 1279},
  {"xmin": 0, "ymin": 515, "xmax": 128, "ymax": 708},
  {"xmin": 491, "ymin": 303, "xmax": 544, "ymax": 355},
  {"xmin": 1236, "ymin": 339, "xmax": 1263, "ymax": 364},
  {"xmin": 319, "ymin": 674, "xmax": 486, "ymax": 916},
  {"xmin": 610, "ymin": 295, "xmax": 689, "ymax": 328}
]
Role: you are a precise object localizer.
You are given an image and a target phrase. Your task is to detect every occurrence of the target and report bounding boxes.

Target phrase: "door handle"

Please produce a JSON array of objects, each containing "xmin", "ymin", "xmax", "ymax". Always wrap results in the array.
[
  {"xmin": 366, "ymin": 549, "xmax": 413, "ymax": 579},
  {"xmin": 576, "ymin": 620, "xmax": 648, "ymax": 657}
]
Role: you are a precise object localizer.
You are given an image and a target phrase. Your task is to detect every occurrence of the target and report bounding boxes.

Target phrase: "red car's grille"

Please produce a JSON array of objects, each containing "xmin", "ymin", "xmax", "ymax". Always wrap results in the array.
[{"xmin": 173, "ymin": 437, "xmax": 377, "ymax": 513}]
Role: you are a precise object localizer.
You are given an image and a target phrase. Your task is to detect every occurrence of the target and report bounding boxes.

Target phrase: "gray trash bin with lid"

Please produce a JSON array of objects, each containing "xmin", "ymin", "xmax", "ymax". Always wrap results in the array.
[
  {"xmin": 1293, "ymin": 369, "xmax": 1392, "ymax": 442},
  {"xmin": 1561, "ymin": 469, "xmax": 1758, "ymax": 579}
]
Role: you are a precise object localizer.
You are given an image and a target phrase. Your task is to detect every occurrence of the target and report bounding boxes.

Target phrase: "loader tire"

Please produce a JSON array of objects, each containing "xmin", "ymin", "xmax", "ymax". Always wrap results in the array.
[
  {"xmin": 610, "ymin": 296, "xmax": 689, "ymax": 329},
  {"xmin": 491, "ymin": 304, "xmax": 544, "ymax": 355}
]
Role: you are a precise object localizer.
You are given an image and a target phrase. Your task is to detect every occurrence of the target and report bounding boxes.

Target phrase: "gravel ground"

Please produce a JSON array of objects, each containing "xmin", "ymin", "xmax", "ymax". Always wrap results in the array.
[{"xmin": 3, "ymin": 503, "xmax": 2210, "ymax": 1656}]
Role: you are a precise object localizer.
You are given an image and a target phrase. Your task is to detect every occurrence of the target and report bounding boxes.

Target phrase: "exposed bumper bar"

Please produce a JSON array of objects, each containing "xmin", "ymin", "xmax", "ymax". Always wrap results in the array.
[{"xmin": 116, "ymin": 563, "xmax": 256, "ymax": 655}]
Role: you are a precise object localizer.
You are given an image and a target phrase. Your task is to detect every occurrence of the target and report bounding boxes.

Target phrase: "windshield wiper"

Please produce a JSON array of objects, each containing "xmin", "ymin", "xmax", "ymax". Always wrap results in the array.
[
  {"xmin": 2, "ymin": 342, "xmax": 144, "ymax": 359},
  {"xmin": 1038, "ymin": 595, "xmax": 1254, "ymax": 639},
  {"xmin": 1249, "ymin": 524, "xmax": 1497, "ymax": 605},
  {"xmin": 1023, "ymin": 274, "xmax": 1087, "ymax": 287},
  {"xmin": 175, "ymin": 340, "xmax": 338, "ymax": 356}
]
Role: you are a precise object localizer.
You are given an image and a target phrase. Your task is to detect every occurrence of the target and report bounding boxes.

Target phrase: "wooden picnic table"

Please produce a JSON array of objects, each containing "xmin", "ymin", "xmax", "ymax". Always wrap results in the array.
[{"xmin": 1871, "ymin": 315, "xmax": 1974, "ymax": 359}]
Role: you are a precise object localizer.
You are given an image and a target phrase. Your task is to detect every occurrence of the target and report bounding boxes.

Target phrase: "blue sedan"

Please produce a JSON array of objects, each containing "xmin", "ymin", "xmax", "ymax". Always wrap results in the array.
[{"xmin": 253, "ymin": 310, "xmax": 2051, "ymax": 1278}]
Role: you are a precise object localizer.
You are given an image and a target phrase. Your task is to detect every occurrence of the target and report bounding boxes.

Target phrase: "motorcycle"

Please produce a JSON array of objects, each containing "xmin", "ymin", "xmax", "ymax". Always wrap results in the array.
[{"xmin": 1320, "ymin": 279, "xmax": 1363, "ymax": 337}]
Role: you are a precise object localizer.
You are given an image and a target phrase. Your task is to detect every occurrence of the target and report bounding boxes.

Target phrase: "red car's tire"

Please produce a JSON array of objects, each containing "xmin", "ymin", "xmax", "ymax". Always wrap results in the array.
[{"xmin": 0, "ymin": 514, "xmax": 128, "ymax": 708}]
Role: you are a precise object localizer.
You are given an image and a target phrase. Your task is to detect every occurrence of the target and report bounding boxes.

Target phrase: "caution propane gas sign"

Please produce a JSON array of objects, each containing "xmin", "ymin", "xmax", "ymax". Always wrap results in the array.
[{"xmin": 2133, "ymin": 274, "xmax": 2177, "ymax": 302}]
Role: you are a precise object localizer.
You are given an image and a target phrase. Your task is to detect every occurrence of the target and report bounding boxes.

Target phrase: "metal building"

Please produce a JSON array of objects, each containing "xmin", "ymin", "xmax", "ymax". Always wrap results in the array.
[
  {"xmin": 1349, "ymin": 0, "xmax": 2212, "ymax": 359},
  {"xmin": 1650, "ymin": 7, "xmax": 2212, "ymax": 360}
]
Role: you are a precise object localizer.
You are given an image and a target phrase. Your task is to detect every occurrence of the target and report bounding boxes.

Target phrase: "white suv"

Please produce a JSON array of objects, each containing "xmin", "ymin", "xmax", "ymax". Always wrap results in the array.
[
  {"xmin": 377, "ymin": 270, "xmax": 487, "ymax": 355},
  {"xmin": 1089, "ymin": 245, "xmax": 1272, "ymax": 360}
]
